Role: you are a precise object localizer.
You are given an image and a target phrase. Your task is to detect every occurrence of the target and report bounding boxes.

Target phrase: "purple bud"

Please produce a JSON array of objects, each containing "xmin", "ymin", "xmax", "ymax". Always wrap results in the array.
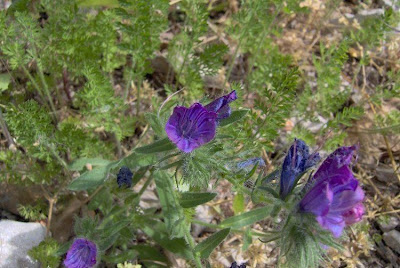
[
  {"xmin": 279, "ymin": 139, "xmax": 320, "ymax": 199},
  {"xmin": 299, "ymin": 146, "xmax": 364, "ymax": 238},
  {"xmin": 117, "ymin": 166, "xmax": 133, "ymax": 188},
  {"xmin": 165, "ymin": 103, "xmax": 217, "ymax": 153},
  {"xmin": 205, "ymin": 90, "xmax": 237, "ymax": 121},
  {"xmin": 64, "ymin": 238, "xmax": 97, "ymax": 268},
  {"xmin": 230, "ymin": 261, "xmax": 247, "ymax": 268}
]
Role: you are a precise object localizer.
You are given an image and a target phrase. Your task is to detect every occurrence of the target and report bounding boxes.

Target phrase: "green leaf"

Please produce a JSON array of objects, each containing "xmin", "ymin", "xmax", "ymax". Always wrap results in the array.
[
  {"xmin": 68, "ymin": 165, "xmax": 109, "ymax": 191},
  {"xmin": 194, "ymin": 228, "xmax": 231, "ymax": 259},
  {"xmin": 233, "ymin": 193, "xmax": 245, "ymax": 215},
  {"xmin": 76, "ymin": 0, "xmax": 119, "ymax": 7},
  {"xmin": 131, "ymin": 245, "xmax": 168, "ymax": 266},
  {"xmin": 219, "ymin": 109, "xmax": 249, "ymax": 127},
  {"xmin": 135, "ymin": 138, "xmax": 176, "ymax": 154},
  {"xmin": 145, "ymin": 113, "xmax": 165, "ymax": 137},
  {"xmin": 154, "ymin": 171, "xmax": 187, "ymax": 238},
  {"xmin": 220, "ymin": 206, "xmax": 271, "ymax": 229},
  {"xmin": 119, "ymin": 152, "xmax": 155, "ymax": 169},
  {"xmin": 68, "ymin": 158, "xmax": 112, "ymax": 171},
  {"xmin": 0, "ymin": 73, "xmax": 10, "ymax": 91},
  {"xmin": 141, "ymin": 219, "xmax": 193, "ymax": 259},
  {"xmin": 179, "ymin": 192, "xmax": 217, "ymax": 208}
]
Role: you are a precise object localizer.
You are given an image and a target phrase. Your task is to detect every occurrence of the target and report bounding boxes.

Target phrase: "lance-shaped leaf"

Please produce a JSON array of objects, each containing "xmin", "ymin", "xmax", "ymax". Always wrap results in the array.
[
  {"xmin": 68, "ymin": 158, "xmax": 112, "ymax": 171},
  {"xmin": 195, "ymin": 228, "xmax": 231, "ymax": 259},
  {"xmin": 220, "ymin": 206, "xmax": 271, "ymax": 229},
  {"xmin": 219, "ymin": 109, "xmax": 249, "ymax": 127},
  {"xmin": 179, "ymin": 192, "xmax": 217, "ymax": 208},
  {"xmin": 154, "ymin": 171, "xmax": 187, "ymax": 238},
  {"xmin": 135, "ymin": 137, "xmax": 176, "ymax": 154},
  {"xmin": 68, "ymin": 165, "xmax": 110, "ymax": 191}
]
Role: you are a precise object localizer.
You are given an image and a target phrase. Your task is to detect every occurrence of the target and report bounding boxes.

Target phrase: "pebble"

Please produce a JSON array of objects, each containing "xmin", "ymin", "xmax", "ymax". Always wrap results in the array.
[
  {"xmin": 0, "ymin": 220, "xmax": 46, "ymax": 268},
  {"xmin": 383, "ymin": 230, "xmax": 400, "ymax": 254},
  {"xmin": 375, "ymin": 166, "xmax": 398, "ymax": 184},
  {"xmin": 378, "ymin": 216, "xmax": 399, "ymax": 232}
]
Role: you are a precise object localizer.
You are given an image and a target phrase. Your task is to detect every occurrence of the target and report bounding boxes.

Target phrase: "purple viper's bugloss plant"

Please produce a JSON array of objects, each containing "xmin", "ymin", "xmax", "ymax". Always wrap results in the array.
[
  {"xmin": 64, "ymin": 238, "xmax": 97, "ymax": 268},
  {"xmin": 279, "ymin": 139, "xmax": 320, "ymax": 199},
  {"xmin": 165, "ymin": 103, "xmax": 217, "ymax": 153},
  {"xmin": 165, "ymin": 91, "xmax": 237, "ymax": 153},
  {"xmin": 299, "ymin": 145, "xmax": 365, "ymax": 238}
]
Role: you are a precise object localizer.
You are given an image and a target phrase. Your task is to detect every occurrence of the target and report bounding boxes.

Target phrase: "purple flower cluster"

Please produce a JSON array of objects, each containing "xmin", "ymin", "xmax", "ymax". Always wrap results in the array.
[
  {"xmin": 64, "ymin": 238, "xmax": 97, "ymax": 268},
  {"xmin": 299, "ymin": 145, "xmax": 365, "ymax": 237},
  {"xmin": 165, "ymin": 90, "xmax": 237, "ymax": 153},
  {"xmin": 279, "ymin": 139, "xmax": 320, "ymax": 199}
]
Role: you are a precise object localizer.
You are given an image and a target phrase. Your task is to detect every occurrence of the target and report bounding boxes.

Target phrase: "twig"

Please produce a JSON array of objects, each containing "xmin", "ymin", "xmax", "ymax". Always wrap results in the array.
[{"xmin": 0, "ymin": 107, "xmax": 14, "ymax": 147}]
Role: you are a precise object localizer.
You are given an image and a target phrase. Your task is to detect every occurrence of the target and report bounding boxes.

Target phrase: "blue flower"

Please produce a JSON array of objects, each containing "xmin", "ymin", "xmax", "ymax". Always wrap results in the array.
[
  {"xmin": 64, "ymin": 238, "xmax": 97, "ymax": 268},
  {"xmin": 117, "ymin": 166, "xmax": 133, "ymax": 188},
  {"xmin": 279, "ymin": 139, "xmax": 320, "ymax": 199}
]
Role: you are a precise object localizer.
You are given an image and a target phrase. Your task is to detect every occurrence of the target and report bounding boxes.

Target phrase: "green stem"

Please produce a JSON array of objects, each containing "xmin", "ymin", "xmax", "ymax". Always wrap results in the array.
[
  {"xmin": 174, "ymin": 39, "xmax": 194, "ymax": 91},
  {"xmin": 191, "ymin": 219, "xmax": 274, "ymax": 237},
  {"xmin": 136, "ymin": 77, "xmax": 142, "ymax": 116},
  {"xmin": 224, "ymin": 38, "xmax": 242, "ymax": 86},
  {"xmin": 21, "ymin": 66, "xmax": 57, "ymax": 123},
  {"xmin": 36, "ymin": 60, "xmax": 57, "ymax": 122},
  {"xmin": 185, "ymin": 230, "xmax": 202, "ymax": 268},
  {"xmin": 224, "ymin": 175, "xmax": 252, "ymax": 196},
  {"xmin": 138, "ymin": 174, "xmax": 154, "ymax": 197}
]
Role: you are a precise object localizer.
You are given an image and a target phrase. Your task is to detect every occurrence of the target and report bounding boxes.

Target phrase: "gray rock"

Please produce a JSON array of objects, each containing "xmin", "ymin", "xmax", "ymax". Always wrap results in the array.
[
  {"xmin": 383, "ymin": 230, "xmax": 400, "ymax": 254},
  {"xmin": 0, "ymin": 220, "xmax": 46, "ymax": 268},
  {"xmin": 375, "ymin": 166, "xmax": 398, "ymax": 183},
  {"xmin": 378, "ymin": 216, "xmax": 399, "ymax": 232}
]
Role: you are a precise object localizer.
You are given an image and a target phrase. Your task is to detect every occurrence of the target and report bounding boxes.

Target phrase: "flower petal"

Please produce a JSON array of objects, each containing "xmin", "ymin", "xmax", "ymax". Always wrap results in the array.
[
  {"xmin": 165, "ymin": 103, "xmax": 217, "ymax": 153},
  {"xmin": 300, "ymin": 182, "xmax": 333, "ymax": 216},
  {"xmin": 64, "ymin": 238, "xmax": 97, "ymax": 268},
  {"xmin": 205, "ymin": 90, "xmax": 237, "ymax": 120}
]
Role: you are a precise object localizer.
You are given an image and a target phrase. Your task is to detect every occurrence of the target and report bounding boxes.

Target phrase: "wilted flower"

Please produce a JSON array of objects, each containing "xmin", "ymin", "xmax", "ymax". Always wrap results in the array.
[
  {"xmin": 279, "ymin": 139, "xmax": 320, "ymax": 199},
  {"xmin": 64, "ymin": 238, "xmax": 97, "ymax": 268},
  {"xmin": 236, "ymin": 157, "xmax": 266, "ymax": 170},
  {"xmin": 205, "ymin": 90, "xmax": 237, "ymax": 121},
  {"xmin": 299, "ymin": 145, "xmax": 364, "ymax": 237},
  {"xmin": 117, "ymin": 166, "xmax": 133, "ymax": 188}
]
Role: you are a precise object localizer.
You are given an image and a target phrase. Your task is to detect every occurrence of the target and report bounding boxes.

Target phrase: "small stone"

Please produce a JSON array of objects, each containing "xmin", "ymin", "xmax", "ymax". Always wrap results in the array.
[
  {"xmin": 378, "ymin": 216, "xmax": 399, "ymax": 232},
  {"xmin": 0, "ymin": 220, "xmax": 46, "ymax": 268},
  {"xmin": 375, "ymin": 166, "xmax": 398, "ymax": 183},
  {"xmin": 383, "ymin": 230, "xmax": 400, "ymax": 254}
]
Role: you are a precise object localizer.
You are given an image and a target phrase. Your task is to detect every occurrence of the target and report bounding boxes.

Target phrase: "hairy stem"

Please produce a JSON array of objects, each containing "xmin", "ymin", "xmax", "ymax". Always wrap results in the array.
[{"xmin": 185, "ymin": 230, "xmax": 202, "ymax": 268}]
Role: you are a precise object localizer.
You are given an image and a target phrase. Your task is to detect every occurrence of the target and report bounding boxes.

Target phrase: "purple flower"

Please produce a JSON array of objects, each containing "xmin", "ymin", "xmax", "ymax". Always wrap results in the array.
[
  {"xmin": 299, "ymin": 145, "xmax": 365, "ymax": 237},
  {"xmin": 205, "ymin": 90, "xmax": 237, "ymax": 121},
  {"xmin": 165, "ymin": 103, "xmax": 217, "ymax": 153},
  {"xmin": 279, "ymin": 139, "xmax": 320, "ymax": 199},
  {"xmin": 117, "ymin": 166, "xmax": 133, "ymax": 188},
  {"xmin": 64, "ymin": 238, "xmax": 97, "ymax": 268}
]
